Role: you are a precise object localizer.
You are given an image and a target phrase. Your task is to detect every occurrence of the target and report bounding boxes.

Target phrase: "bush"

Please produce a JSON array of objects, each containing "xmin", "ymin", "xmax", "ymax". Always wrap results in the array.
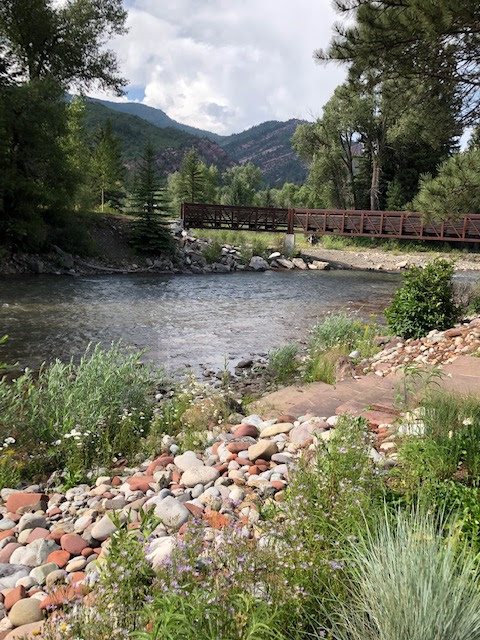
[
  {"xmin": 328, "ymin": 508, "xmax": 480, "ymax": 640},
  {"xmin": 201, "ymin": 240, "xmax": 223, "ymax": 264},
  {"xmin": 385, "ymin": 258, "xmax": 460, "ymax": 338}
]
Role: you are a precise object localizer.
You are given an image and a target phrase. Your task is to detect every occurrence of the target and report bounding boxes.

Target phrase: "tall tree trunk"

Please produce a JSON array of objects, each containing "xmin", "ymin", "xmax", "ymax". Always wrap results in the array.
[
  {"xmin": 101, "ymin": 187, "xmax": 104, "ymax": 212},
  {"xmin": 370, "ymin": 152, "xmax": 381, "ymax": 211}
]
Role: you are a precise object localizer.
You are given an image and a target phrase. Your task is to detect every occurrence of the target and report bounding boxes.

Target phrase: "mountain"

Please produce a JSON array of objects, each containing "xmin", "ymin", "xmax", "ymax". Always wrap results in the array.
[
  {"xmin": 83, "ymin": 101, "xmax": 234, "ymax": 175},
  {"xmin": 87, "ymin": 97, "xmax": 223, "ymax": 143},
  {"xmin": 84, "ymin": 96, "xmax": 308, "ymax": 184},
  {"xmin": 218, "ymin": 119, "xmax": 308, "ymax": 185}
]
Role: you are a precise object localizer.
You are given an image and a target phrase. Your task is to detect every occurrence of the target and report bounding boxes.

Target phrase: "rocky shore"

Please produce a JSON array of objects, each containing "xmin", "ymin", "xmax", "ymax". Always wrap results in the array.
[
  {"xmin": 1, "ymin": 313, "xmax": 480, "ymax": 637},
  {"xmin": 0, "ymin": 404, "xmax": 399, "ymax": 639}
]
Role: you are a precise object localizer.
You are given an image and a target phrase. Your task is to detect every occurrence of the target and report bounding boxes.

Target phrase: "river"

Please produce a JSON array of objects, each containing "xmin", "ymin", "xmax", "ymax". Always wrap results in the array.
[{"xmin": 0, "ymin": 270, "xmax": 401, "ymax": 372}]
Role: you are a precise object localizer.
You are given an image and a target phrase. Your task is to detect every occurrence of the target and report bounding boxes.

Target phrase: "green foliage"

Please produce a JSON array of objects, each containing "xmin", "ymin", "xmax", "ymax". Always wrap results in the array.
[
  {"xmin": 385, "ymin": 258, "xmax": 460, "ymax": 338},
  {"xmin": 317, "ymin": 0, "xmax": 479, "ymax": 127},
  {"xmin": 0, "ymin": 343, "xmax": 156, "ymax": 476},
  {"xmin": 413, "ymin": 149, "xmax": 480, "ymax": 219},
  {"xmin": 303, "ymin": 313, "xmax": 379, "ymax": 383},
  {"xmin": 329, "ymin": 507, "xmax": 480, "ymax": 640},
  {"xmin": 267, "ymin": 343, "xmax": 299, "ymax": 384},
  {"xmin": 201, "ymin": 240, "xmax": 223, "ymax": 264},
  {"xmin": 308, "ymin": 312, "xmax": 366, "ymax": 352},
  {"xmin": 130, "ymin": 143, "xmax": 175, "ymax": 255},
  {"xmin": 0, "ymin": 0, "xmax": 127, "ymax": 247},
  {"xmin": 91, "ymin": 118, "xmax": 125, "ymax": 211},
  {"xmin": 221, "ymin": 163, "xmax": 262, "ymax": 206}
]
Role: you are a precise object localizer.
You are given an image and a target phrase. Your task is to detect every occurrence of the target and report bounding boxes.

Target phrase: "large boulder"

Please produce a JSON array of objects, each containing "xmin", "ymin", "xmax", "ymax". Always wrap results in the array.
[
  {"xmin": 154, "ymin": 497, "xmax": 190, "ymax": 530},
  {"xmin": 249, "ymin": 256, "xmax": 269, "ymax": 271},
  {"xmin": 8, "ymin": 598, "xmax": 43, "ymax": 627}
]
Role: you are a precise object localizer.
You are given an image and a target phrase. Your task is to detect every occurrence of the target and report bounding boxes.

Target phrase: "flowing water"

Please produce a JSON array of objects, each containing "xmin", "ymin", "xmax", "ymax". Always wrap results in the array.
[{"xmin": 0, "ymin": 270, "xmax": 401, "ymax": 372}]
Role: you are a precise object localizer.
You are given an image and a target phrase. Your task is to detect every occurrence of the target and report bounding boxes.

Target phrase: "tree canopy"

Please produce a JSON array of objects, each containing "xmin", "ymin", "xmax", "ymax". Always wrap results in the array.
[{"xmin": 316, "ymin": 0, "xmax": 480, "ymax": 126}]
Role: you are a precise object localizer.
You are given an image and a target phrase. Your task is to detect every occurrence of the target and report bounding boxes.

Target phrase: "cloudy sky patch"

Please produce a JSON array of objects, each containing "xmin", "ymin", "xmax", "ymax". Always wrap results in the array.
[{"xmin": 94, "ymin": 0, "xmax": 345, "ymax": 134}]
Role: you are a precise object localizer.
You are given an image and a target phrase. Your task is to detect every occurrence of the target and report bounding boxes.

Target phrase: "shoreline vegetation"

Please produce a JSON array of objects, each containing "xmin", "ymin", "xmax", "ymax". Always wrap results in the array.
[
  {"xmin": 2, "ymin": 260, "xmax": 480, "ymax": 637},
  {"xmin": 2, "ymin": 215, "xmax": 480, "ymax": 277}
]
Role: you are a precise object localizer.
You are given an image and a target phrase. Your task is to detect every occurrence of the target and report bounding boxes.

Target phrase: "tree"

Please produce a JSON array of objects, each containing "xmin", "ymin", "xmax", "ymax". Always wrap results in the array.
[
  {"xmin": 0, "ymin": 0, "xmax": 127, "ymax": 93},
  {"xmin": 316, "ymin": 0, "xmax": 480, "ymax": 127},
  {"xmin": 0, "ymin": 0, "xmax": 127, "ymax": 245},
  {"xmin": 130, "ymin": 143, "xmax": 174, "ymax": 255},
  {"xmin": 413, "ymin": 150, "xmax": 480, "ymax": 220},
  {"xmin": 91, "ymin": 119, "xmax": 125, "ymax": 211},
  {"xmin": 62, "ymin": 96, "xmax": 94, "ymax": 211},
  {"xmin": 221, "ymin": 163, "xmax": 262, "ymax": 206},
  {"xmin": 179, "ymin": 148, "xmax": 205, "ymax": 203}
]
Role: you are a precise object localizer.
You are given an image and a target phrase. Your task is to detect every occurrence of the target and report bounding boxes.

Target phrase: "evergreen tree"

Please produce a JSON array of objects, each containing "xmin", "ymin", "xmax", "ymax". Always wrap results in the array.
[
  {"xmin": 413, "ymin": 150, "xmax": 480, "ymax": 220},
  {"xmin": 180, "ymin": 147, "xmax": 205, "ymax": 203},
  {"xmin": 316, "ymin": 0, "xmax": 479, "ymax": 127},
  {"xmin": 130, "ymin": 143, "xmax": 174, "ymax": 255},
  {"xmin": 92, "ymin": 119, "xmax": 125, "ymax": 211}
]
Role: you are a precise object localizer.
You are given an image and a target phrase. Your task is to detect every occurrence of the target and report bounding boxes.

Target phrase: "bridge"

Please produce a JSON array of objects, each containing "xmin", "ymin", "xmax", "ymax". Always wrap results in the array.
[{"xmin": 181, "ymin": 202, "xmax": 480, "ymax": 243}]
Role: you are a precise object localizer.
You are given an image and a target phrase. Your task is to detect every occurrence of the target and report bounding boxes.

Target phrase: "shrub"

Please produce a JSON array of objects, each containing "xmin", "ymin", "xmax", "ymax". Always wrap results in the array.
[
  {"xmin": 201, "ymin": 240, "xmax": 223, "ymax": 264},
  {"xmin": 267, "ymin": 343, "xmax": 299, "ymax": 384},
  {"xmin": 385, "ymin": 258, "xmax": 460, "ymax": 338},
  {"xmin": 328, "ymin": 508, "xmax": 480, "ymax": 640}
]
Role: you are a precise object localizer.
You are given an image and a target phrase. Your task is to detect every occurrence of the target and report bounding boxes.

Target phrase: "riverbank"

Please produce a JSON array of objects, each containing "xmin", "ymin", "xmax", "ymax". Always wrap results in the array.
[
  {"xmin": 1, "ymin": 313, "xmax": 480, "ymax": 638},
  {"xmin": 305, "ymin": 244, "xmax": 480, "ymax": 272},
  {"xmin": 2, "ymin": 212, "xmax": 480, "ymax": 276}
]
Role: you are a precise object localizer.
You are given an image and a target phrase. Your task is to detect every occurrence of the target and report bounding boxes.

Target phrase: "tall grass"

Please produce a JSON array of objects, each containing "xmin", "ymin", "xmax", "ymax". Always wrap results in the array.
[
  {"xmin": 304, "ymin": 313, "xmax": 379, "ymax": 383},
  {"xmin": 267, "ymin": 343, "xmax": 299, "ymax": 384},
  {"xmin": 329, "ymin": 508, "xmax": 480, "ymax": 640},
  {"xmin": 0, "ymin": 343, "xmax": 158, "ymax": 477}
]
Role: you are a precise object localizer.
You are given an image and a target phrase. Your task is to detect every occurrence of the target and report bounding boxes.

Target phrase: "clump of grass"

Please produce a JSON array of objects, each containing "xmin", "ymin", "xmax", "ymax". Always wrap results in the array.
[
  {"xmin": 267, "ymin": 343, "xmax": 299, "ymax": 384},
  {"xmin": 329, "ymin": 507, "xmax": 480, "ymax": 640},
  {"xmin": 309, "ymin": 312, "xmax": 365, "ymax": 352},
  {"xmin": 201, "ymin": 240, "xmax": 223, "ymax": 264},
  {"xmin": 303, "ymin": 313, "xmax": 380, "ymax": 383}
]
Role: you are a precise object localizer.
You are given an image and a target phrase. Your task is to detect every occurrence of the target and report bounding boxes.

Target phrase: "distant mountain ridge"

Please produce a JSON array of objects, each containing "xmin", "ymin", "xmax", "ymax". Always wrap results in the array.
[{"xmin": 84, "ymin": 96, "xmax": 309, "ymax": 184}]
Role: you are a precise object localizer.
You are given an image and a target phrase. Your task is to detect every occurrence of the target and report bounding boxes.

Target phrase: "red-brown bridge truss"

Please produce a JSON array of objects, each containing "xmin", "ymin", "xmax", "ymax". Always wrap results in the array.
[{"xmin": 181, "ymin": 203, "xmax": 480, "ymax": 243}]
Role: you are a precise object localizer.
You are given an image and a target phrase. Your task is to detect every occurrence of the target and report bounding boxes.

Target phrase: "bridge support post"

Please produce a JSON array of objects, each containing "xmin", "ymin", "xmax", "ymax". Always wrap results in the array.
[{"xmin": 284, "ymin": 233, "xmax": 295, "ymax": 256}]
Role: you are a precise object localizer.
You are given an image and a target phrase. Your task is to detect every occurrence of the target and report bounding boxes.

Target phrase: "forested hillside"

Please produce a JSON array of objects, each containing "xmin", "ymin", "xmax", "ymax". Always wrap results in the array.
[
  {"xmin": 84, "ymin": 101, "xmax": 234, "ymax": 175},
  {"xmin": 87, "ymin": 97, "xmax": 308, "ymax": 185},
  {"xmin": 219, "ymin": 119, "xmax": 308, "ymax": 185}
]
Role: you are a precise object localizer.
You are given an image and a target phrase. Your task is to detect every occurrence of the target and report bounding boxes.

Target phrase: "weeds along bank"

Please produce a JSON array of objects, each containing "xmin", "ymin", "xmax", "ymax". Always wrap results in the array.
[{"xmin": 1, "ymin": 260, "xmax": 480, "ymax": 638}]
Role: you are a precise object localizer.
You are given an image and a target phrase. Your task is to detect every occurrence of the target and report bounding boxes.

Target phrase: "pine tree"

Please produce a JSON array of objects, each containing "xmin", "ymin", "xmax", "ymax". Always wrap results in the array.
[
  {"xmin": 179, "ymin": 147, "xmax": 205, "ymax": 203},
  {"xmin": 130, "ymin": 143, "xmax": 174, "ymax": 255}
]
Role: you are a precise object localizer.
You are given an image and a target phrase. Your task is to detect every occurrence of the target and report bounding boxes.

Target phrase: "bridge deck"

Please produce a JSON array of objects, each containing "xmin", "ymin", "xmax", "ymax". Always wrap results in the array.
[{"xmin": 181, "ymin": 203, "xmax": 480, "ymax": 243}]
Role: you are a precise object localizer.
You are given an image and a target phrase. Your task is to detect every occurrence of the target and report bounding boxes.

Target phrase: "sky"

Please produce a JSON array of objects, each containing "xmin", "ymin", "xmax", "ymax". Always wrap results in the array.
[{"xmin": 91, "ymin": 0, "xmax": 346, "ymax": 135}]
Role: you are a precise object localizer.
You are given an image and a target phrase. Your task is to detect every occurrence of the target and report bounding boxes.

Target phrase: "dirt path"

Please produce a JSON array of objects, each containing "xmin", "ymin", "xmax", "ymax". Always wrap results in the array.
[{"xmin": 302, "ymin": 245, "xmax": 480, "ymax": 272}]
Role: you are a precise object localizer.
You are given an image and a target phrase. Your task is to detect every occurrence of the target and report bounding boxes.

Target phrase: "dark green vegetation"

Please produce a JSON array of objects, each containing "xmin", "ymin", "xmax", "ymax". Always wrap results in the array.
[
  {"xmin": 296, "ymin": 0, "xmax": 480, "ymax": 216},
  {"xmin": 385, "ymin": 258, "xmax": 460, "ymax": 339}
]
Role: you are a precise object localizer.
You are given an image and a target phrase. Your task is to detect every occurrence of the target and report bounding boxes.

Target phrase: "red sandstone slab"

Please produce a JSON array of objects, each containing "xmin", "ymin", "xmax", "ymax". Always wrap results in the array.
[{"xmin": 5, "ymin": 494, "xmax": 47, "ymax": 514}]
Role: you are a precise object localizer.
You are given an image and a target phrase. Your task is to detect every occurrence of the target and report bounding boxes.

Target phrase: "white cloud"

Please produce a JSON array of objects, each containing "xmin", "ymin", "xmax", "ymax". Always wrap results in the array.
[{"xmin": 92, "ymin": 0, "xmax": 345, "ymax": 134}]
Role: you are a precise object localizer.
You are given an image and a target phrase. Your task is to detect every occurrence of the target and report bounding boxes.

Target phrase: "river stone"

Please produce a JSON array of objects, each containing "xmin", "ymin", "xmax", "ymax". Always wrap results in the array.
[
  {"xmin": 10, "ymin": 541, "xmax": 57, "ymax": 568},
  {"xmin": 146, "ymin": 536, "xmax": 175, "ymax": 568},
  {"xmin": 154, "ymin": 497, "xmax": 189, "ymax": 530},
  {"xmin": 173, "ymin": 451, "xmax": 203, "ymax": 472},
  {"xmin": 90, "ymin": 515, "xmax": 117, "ymax": 542},
  {"xmin": 0, "ymin": 565, "xmax": 30, "ymax": 590},
  {"xmin": 0, "ymin": 519, "xmax": 16, "ymax": 531},
  {"xmin": 259, "ymin": 422, "xmax": 294, "ymax": 438},
  {"xmin": 289, "ymin": 421, "xmax": 323, "ymax": 445},
  {"xmin": 17, "ymin": 514, "xmax": 46, "ymax": 534},
  {"xmin": 5, "ymin": 620, "xmax": 45, "ymax": 639},
  {"xmin": 29, "ymin": 562, "xmax": 58, "ymax": 586},
  {"xmin": 292, "ymin": 257, "xmax": 307, "ymax": 270},
  {"xmin": 181, "ymin": 466, "xmax": 219, "ymax": 488},
  {"xmin": 311, "ymin": 260, "xmax": 329, "ymax": 270},
  {"xmin": 248, "ymin": 440, "xmax": 278, "ymax": 462},
  {"xmin": 249, "ymin": 256, "xmax": 269, "ymax": 271},
  {"xmin": 276, "ymin": 258, "xmax": 294, "ymax": 269},
  {"xmin": 8, "ymin": 598, "xmax": 43, "ymax": 627}
]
